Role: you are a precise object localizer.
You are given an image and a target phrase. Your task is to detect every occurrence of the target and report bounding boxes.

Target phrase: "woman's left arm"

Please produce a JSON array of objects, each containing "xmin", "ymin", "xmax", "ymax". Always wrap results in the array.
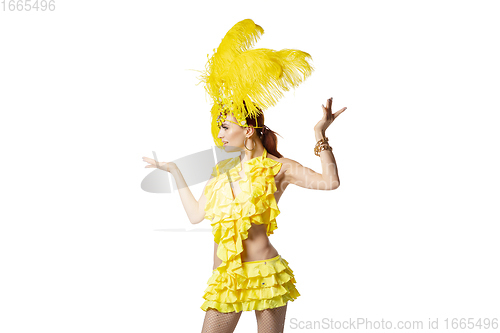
[{"xmin": 285, "ymin": 97, "xmax": 346, "ymax": 191}]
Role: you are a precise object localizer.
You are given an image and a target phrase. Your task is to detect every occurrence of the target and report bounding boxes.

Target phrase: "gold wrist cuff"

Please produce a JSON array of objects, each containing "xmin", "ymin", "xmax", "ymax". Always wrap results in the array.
[{"xmin": 314, "ymin": 137, "xmax": 332, "ymax": 156}]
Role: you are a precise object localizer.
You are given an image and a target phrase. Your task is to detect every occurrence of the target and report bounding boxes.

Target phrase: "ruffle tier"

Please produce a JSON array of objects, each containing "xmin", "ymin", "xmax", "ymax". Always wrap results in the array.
[{"xmin": 201, "ymin": 256, "xmax": 300, "ymax": 313}]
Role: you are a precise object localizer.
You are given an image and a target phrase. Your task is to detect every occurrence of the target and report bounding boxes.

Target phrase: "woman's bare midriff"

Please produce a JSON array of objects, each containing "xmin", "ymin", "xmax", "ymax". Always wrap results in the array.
[
  {"xmin": 212, "ymin": 154, "xmax": 289, "ymax": 270},
  {"xmin": 213, "ymin": 224, "xmax": 279, "ymax": 270}
]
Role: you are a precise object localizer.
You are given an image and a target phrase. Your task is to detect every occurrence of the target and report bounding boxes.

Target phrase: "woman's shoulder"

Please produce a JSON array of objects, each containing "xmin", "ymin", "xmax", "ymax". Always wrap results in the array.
[
  {"xmin": 267, "ymin": 154, "xmax": 300, "ymax": 167},
  {"xmin": 266, "ymin": 154, "xmax": 301, "ymax": 176},
  {"xmin": 267, "ymin": 154, "xmax": 302, "ymax": 175}
]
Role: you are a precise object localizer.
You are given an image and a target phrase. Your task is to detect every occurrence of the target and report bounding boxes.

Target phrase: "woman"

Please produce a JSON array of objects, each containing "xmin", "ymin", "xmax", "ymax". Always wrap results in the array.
[{"xmin": 142, "ymin": 19, "xmax": 346, "ymax": 332}]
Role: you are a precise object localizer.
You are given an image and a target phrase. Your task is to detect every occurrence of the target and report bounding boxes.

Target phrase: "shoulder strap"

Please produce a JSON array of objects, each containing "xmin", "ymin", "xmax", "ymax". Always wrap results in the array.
[{"xmin": 263, "ymin": 148, "xmax": 267, "ymax": 158}]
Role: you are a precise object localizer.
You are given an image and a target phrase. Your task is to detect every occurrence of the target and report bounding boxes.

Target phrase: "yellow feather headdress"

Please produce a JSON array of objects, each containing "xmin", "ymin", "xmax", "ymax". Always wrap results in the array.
[{"xmin": 196, "ymin": 19, "xmax": 314, "ymax": 148}]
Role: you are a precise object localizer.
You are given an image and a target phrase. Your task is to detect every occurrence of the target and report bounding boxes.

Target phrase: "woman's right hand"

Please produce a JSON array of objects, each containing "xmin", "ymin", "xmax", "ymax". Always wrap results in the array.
[{"xmin": 142, "ymin": 156, "xmax": 177, "ymax": 173}]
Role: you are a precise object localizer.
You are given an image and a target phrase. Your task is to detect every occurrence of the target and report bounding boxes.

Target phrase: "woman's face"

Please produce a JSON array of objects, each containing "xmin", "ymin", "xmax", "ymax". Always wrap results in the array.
[{"xmin": 217, "ymin": 113, "xmax": 246, "ymax": 152}]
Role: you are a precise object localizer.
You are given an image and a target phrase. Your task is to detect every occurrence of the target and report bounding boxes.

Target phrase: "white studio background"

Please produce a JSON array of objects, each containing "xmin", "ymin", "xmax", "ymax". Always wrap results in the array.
[{"xmin": 1, "ymin": 1, "xmax": 499, "ymax": 332}]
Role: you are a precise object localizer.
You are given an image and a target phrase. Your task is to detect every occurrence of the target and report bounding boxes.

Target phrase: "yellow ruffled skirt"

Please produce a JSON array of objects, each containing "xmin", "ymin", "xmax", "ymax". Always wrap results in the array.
[{"xmin": 201, "ymin": 255, "xmax": 300, "ymax": 313}]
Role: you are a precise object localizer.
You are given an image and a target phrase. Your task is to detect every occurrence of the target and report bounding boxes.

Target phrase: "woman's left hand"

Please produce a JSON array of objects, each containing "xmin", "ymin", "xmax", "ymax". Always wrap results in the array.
[{"xmin": 313, "ymin": 97, "xmax": 347, "ymax": 133}]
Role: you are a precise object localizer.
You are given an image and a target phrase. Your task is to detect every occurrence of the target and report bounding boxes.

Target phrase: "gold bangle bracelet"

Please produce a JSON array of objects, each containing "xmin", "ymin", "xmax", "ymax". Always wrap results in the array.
[
  {"xmin": 315, "ymin": 137, "xmax": 329, "ymax": 148},
  {"xmin": 314, "ymin": 136, "xmax": 332, "ymax": 156},
  {"xmin": 314, "ymin": 143, "xmax": 332, "ymax": 156}
]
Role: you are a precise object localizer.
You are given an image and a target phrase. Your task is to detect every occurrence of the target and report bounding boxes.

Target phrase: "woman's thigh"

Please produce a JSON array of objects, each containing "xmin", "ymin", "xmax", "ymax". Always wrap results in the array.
[
  {"xmin": 201, "ymin": 308, "xmax": 242, "ymax": 333},
  {"xmin": 255, "ymin": 303, "xmax": 288, "ymax": 333}
]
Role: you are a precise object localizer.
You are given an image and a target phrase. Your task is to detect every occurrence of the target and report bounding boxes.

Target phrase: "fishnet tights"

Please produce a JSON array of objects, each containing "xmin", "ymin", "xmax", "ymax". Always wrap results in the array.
[
  {"xmin": 201, "ymin": 303, "xmax": 288, "ymax": 333},
  {"xmin": 201, "ymin": 309, "xmax": 242, "ymax": 333},
  {"xmin": 255, "ymin": 303, "xmax": 288, "ymax": 333}
]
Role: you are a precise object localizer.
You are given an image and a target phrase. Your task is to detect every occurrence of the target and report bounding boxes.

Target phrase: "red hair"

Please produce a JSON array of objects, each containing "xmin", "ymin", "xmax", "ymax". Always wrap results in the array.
[{"xmin": 243, "ymin": 101, "xmax": 283, "ymax": 158}]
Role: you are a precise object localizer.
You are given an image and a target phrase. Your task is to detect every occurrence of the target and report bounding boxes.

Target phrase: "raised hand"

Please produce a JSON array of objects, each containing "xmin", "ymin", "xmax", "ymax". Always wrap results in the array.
[{"xmin": 313, "ymin": 97, "xmax": 347, "ymax": 133}]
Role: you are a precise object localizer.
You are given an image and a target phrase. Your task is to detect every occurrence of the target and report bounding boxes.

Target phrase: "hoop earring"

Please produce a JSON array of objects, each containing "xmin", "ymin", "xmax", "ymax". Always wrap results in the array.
[{"xmin": 244, "ymin": 137, "xmax": 255, "ymax": 151}]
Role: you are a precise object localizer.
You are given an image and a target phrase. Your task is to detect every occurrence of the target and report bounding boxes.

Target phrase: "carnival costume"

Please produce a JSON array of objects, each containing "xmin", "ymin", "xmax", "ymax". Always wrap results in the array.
[{"xmin": 196, "ymin": 18, "xmax": 314, "ymax": 313}]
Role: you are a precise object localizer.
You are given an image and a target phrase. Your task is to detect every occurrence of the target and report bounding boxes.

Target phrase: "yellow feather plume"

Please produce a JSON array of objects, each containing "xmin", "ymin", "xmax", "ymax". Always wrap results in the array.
[
  {"xmin": 223, "ymin": 48, "xmax": 314, "ymax": 119},
  {"xmin": 199, "ymin": 19, "xmax": 264, "ymax": 105},
  {"xmin": 196, "ymin": 19, "xmax": 314, "ymax": 147}
]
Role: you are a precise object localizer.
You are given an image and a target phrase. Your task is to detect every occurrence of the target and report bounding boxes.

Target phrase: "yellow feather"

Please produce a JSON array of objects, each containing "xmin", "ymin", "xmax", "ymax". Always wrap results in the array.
[
  {"xmin": 196, "ymin": 19, "xmax": 314, "ymax": 148},
  {"xmin": 198, "ymin": 19, "xmax": 264, "ymax": 105},
  {"xmin": 223, "ymin": 48, "xmax": 314, "ymax": 119}
]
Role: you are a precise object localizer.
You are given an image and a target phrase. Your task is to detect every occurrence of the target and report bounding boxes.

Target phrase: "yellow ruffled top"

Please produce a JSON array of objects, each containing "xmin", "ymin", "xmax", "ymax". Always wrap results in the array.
[{"xmin": 203, "ymin": 148, "xmax": 282, "ymax": 290}]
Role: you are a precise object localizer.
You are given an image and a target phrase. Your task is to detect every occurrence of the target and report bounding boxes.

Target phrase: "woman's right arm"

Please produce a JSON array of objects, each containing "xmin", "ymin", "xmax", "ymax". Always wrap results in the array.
[
  {"xmin": 142, "ymin": 157, "xmax": 214, "ymax": 225},
  {"xmin": 170, "ymin": 165, "xmax": 213, "ymax": 224}
]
